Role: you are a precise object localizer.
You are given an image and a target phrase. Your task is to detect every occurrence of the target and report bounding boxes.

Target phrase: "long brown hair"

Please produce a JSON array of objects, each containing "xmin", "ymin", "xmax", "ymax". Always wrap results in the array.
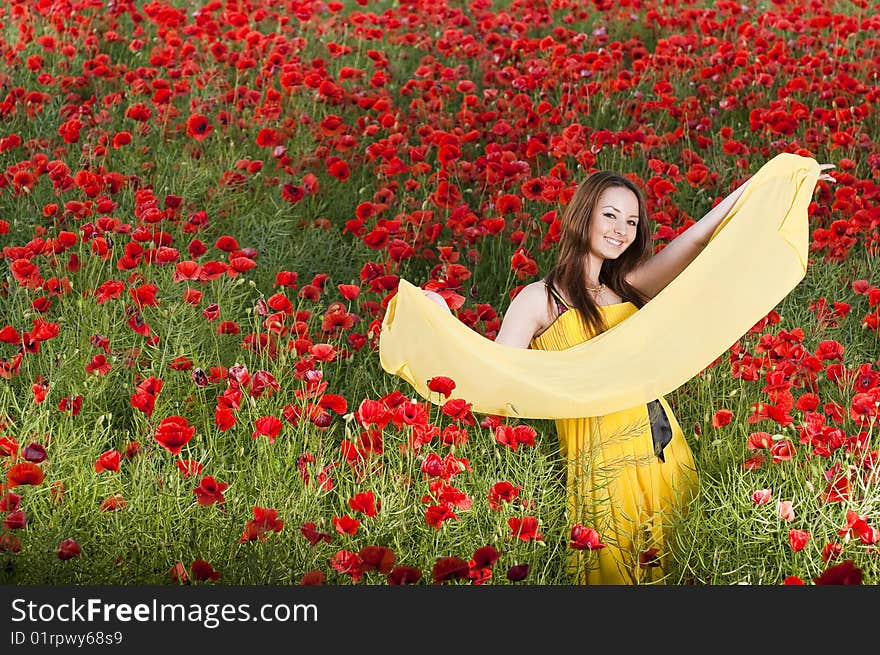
[{"xmin": 544, "ymin": 171, "xmax": 652, "ymax": 336}]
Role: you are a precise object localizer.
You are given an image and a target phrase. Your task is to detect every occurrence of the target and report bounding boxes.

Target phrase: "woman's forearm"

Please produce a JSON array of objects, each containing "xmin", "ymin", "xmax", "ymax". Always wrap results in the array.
[
  {"xmin": 688, "ymin": 178, "xmax": 751, "ymax": 246},
  {"xmin": 423, "ymin": 289, "xmax": 453, "ymax": 313}
]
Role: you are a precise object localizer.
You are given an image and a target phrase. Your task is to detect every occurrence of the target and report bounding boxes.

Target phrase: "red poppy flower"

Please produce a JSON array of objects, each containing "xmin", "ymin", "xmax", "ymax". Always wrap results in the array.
[
  {"xmin": 822, "ymin": 542, "xmax": 843, "ymax": 563},
  {"xmin": 0, "ymin": 533, "xmax": 21, "ymax": 553},
  {"xmin": 153, "ymin": 415, "xmax": 195, "ymax": 456},
  {"xmin": 5, "ymin": 510, "xmax": 26, "ymax": 530},
  {"xmin": 129, "ymin": 283, "xmax": 159, "ymax": 309},
  {"xmin": 494, "ymin": 193, "xmax": 522, "ymax": 214},
  {"xmin": 838, "ymin": 509, "xmax": 879, "ymax": 544},
  {"xmin": 0, "ymin": 492, "xmax": 21, "ymax": 512},
  {"xmin": 359, "ymin": 546, "xmax": 395, "ymax": 574},
  {"xmin": 170, "ymin": 562, "xmax": 189, "ymax": 584},
  {"xmin": 126, "ymin": 313, "xmax": 151, "ymax": 337},
  {"xmin": 777, "ymin": 500, "xmax": 795, "ymax": 522},
  {"xmin": 511, "ymin": 248, "xmax": 538, "ymax": 279},
  {"xmin": 130, "ymin": 388, "xmax": 156, "ymax": 418},
  {"xmin": 111, "ymin": 131, "xmax": 131, "ymax": 148},
  {"xmin": 94, "ymin": 449, "xmax": 120, "ymax": 473},
  {"xmin": 7, "ymin": 462, "xmax": 44, "ymax": 487},
  {"xmin": 255, "ymin": 128, "xmax": 283, "ymax": 147},
  {"xmin": 240, "ymin": 506, "xmax": 284, "ymax": 542},
  {"xmin": 431, "ymin": 556, "xmax": 469, "ymax": 583},
  {"xmin": 0, "ymin": 436, "xmax": 20, "ymax": 458},
  {"xmin": 330, "ymin": 550, "xmax": 364, "ymax": 582},
  {"xmin": 215, "ymin": 406, "xmax": 236, "ymax": 431},
  {"xmin": 186, "ymin": 113, "xmax": 213, "ymax": 141},
  {"xmin": 795, "ymin": 393, "xmax": 820, "ymax": 412},
  {"xmin": 788, "ymin": 529, "xmax": 810, "ymax": 552},
  {"xmin": 57, "ymin": 395, "xmax": 83, "ymax": 416},
  {"xmin": 99, "ymin": 494, "xmax": 127, "ymax": 512},
  {"xmin": 746, "ymin": 431, "xmax": 774, "ymax": 450},
  {"xmin": 216, "ymin": 321, "xmax": 240, "ymax": 334},
  {"xmin": 425, "ymin": 504, "xmax": 458, "ymax": 529},
  {"xmin": 168, "ymin": 356, "xmax": 193, "ymax": 371},
  {"xmin": 387, "ymin": 566, "xmax": 422, "ymax": 585},
  {"xmin": 783, "ymin": 576, "xmax": 804, "ymax": 585},
  {"xmin": 31, "ymin": 381, "xmax": 47, "ymax": 403},
  {"xmin": 815, "ymin": 340, "xmax": 844, "ymax": 361},
  {"xmin": 135, "ymin": 375, "xmax": 163, "ymax": 396},
  {"xmin": 439, "ymin": 425, "xmax": 469, "ymax": 447},
  {"xmin": 57, "ymin": 538, "xmax": 81, "ymax": 561},
  {"xmin": 712, "ymin": 409, "xmax": 734, "ymax": 428},
  {"xmin": 0, "ymin": 326, "xmax": 19, "ymax": 343},
  {"xmin": 326, "ymin": 157, "xmax": 350, "ymax": 181},
  {"xmin": 252, "ymin": 415, "xmax": 283, "ymax": 444},
  {"xmin": 813, "ymin": 560, "xmax": 862, "ymax": 585},
  {"xmin": 822, "ymin": 475, "xmax": 850, "ymax": 503},
  {"xmin": 300, "ymin": 522, "xmax": 331, "ymax": 546},
  {"xmin": 742, "ymin": 453, "xmax": 765, "ymax": 470},
  {"xmin": 427, "ymin": 376, "xmax": 456, "ymax": 399},
  {"xmin": 430, "ymin": 180, "xmax": 461, "ymax": 208},
  {"xmin": 751, "ymin": 489, "xmax": 772, "ymax": 505},
  {"xmin": 193, "ymin": 475, "xmax": 228, "ymax": 506},
  {"xmin": 348, "ymin": 491, "xmax": 378, "ymax": 517},
  {"xmin": 85, "ymin": 354, "xmax": 112, "ymax": 375},
  {"xmin": 569, "ymin": 525, "xmax": 606, "ymax": 550},
  {"xmin": 299, "ymin": 571, "xmax": 325, "ymax": 585},
  {"xmin": 333, "ymin": 515, "xmax": 360, "ymax": 536},
  {"xmin": 250, "ymin": 370, "xmax": 280, "ymax": 398},
  {"xmin": 770, "ymin": 439, "xmax": 795, "ymax": 463},
  {"xmin": 506, "ymin": 563, "xmax": 530, "ymax": 582},
  {"xmin": 191, "ymin": 559, "xmax": 221, "ymax": 582},
  {"xmin": 22, "ymin": 442, "xmax": 47, "ymax": 463},
  {"xmin": 494, "ymin": 424, "xmax": 537, "ymax": 451},
  {"xmin": 338, "ymin": 284, "xmax": 360, "ymax": 300},
  {"xmin": 176, "ymin": 459, "xmax": 204, "ymax": 477},
  {"xmin": 508, "ymin": 516, "xmax": 544, "ymax": 542},
  {"xmin": 274, "ymin": 271, "xmax": 298, "ymax": 290},
  {"xmin": 472, "ymin": 545, "xmax": 501, "ymax": 569}
]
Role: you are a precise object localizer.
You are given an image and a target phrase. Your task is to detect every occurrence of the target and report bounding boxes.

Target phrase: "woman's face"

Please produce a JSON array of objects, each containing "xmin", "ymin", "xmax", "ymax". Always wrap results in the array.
[{"xmin": 588, "ymin": 186, "xmax": 640, "ymax": 260}]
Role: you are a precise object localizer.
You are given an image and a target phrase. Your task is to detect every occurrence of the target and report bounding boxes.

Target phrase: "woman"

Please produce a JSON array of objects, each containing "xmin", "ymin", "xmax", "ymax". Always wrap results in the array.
[{"xmin": 423, "ymin": 163, "xmax": 836, "ymax": 584}]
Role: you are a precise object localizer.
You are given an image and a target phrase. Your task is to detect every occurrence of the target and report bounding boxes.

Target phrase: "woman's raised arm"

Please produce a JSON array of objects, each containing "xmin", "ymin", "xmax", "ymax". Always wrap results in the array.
[{"xmin": 422, "ymin": 289, "xmax": 453, "ymax": 313}]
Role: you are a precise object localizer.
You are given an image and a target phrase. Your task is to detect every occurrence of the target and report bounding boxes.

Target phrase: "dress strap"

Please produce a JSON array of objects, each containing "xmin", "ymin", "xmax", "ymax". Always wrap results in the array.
[{"xmin": 545, "ymin": 283, "xmax": 570, "ymax": 312}]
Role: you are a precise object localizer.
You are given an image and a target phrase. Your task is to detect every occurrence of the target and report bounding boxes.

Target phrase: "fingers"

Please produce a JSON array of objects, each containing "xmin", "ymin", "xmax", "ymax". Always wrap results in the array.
[{"xmin": 819, "ymin": 163, "xmax": 836, "ymax": 170}]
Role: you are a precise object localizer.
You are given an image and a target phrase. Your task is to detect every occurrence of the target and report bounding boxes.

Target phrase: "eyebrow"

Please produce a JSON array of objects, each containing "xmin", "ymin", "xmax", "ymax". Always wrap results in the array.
[{"xmin": 602, "ymin": 205, "xmax": 639, "ymax": 219}]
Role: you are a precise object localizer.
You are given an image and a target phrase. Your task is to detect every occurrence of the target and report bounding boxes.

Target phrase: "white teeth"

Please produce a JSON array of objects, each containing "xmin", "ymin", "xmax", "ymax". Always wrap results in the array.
[{"xmin": 605, "ymin": 237, "xmax": 622, "ymax": 246}]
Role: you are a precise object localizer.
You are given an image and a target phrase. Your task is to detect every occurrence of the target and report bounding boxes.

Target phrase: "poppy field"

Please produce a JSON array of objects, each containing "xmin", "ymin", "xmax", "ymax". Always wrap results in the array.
[{"xmin": 0, "ymin": 0, "xmax": 879, "ymax": 586}]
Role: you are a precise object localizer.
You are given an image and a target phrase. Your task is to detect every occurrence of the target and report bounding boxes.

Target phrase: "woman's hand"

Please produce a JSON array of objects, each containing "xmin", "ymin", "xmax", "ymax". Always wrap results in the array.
[
  {"xmin": 818, "ymin": 163, "xmax": 836, "ymax": 183},
  {"xmin": 422, "ymin": 289, "xmax": 452, "ymax": 313}
]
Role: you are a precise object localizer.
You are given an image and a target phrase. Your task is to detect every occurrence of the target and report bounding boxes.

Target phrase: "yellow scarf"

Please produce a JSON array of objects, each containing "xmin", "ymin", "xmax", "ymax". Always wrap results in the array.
[{"xmin": 379, "ymin": 153, "xmax": 820, "ymax": 418}]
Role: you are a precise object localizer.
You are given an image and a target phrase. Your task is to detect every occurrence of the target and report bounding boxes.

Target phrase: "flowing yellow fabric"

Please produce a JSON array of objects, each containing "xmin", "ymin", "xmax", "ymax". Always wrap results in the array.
[
  {"xmin": 531, "ymin": 302, "xmax": 698, "ymax": 584},
  {"xmin": 379, "ymin": 153, "xmax": 819, "ymax": 418}
]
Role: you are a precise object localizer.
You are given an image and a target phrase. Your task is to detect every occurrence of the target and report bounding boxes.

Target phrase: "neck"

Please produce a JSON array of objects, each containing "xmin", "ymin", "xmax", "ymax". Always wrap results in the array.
[{"xmin": 584, "ymin": 254, "xmax": 604, "ymax": 289}]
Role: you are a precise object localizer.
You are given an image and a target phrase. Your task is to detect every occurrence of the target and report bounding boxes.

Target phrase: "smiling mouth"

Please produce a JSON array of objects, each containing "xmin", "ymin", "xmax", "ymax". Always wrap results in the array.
[{"xmin": 605, "ymin": 237, "xmax": 623, "ymax": 246}]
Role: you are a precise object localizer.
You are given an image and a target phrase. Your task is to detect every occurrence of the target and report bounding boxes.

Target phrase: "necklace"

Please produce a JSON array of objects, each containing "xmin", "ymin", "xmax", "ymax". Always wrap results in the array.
[{"xmin": 586, "ymin": 283, "xmax": 604, "ymax": 293}]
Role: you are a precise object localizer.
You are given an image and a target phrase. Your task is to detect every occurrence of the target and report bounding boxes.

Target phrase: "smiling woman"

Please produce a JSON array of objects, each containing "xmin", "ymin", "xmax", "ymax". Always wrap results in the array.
[{"xmin": 381, "ymin": 153, "xmax": 835, "ymax": 585}]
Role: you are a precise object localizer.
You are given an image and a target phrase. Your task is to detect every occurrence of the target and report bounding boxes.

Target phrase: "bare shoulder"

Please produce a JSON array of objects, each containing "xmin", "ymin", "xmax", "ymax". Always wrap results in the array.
[
  {"xmin": 507, "ymin": 281, "xmax": 556, "ymax": 329},
  {"xmin": 511, "ymin": 281, "xmax": 554, "ymax": 313},
  {"xmin": 495, "ymin": 281, "xmax": 555, "ymax": 348}
]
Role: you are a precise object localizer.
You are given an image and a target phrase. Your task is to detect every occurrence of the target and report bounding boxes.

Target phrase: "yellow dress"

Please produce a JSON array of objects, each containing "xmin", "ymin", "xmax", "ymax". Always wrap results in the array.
[{"xmin": 530, "ymin": 300, "xmax": 698, "ymax": 584}]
